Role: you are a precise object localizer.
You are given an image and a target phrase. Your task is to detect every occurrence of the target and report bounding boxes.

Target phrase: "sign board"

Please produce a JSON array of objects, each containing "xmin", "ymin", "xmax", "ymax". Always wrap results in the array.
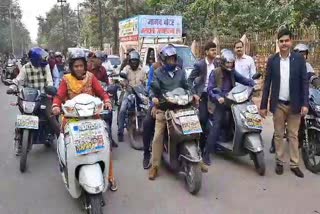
[
  {"xmin": 119, "ymin": 15, "xmax": 183, "ymax": 42},
  {"xmin": 119, "ymin": 16, "xmax": 139, "ymax": 42},
  {"xmin": 138, "ymin": 15, "xmax": 182, "ymax": 38}
]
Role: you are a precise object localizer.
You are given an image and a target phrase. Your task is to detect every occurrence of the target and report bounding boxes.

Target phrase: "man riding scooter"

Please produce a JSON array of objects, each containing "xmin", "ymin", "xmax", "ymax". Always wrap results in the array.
[
  {"xmin": 117, "ymin": 51, "xmax": 146, "ymax": 142},
  {"xmin": 6, "ymin": 47, "xmax": 60, "ymax": 155},
  {"xmin": 205, "ymin": 50, "xmax": 257, "ymax": 165},
  {"xmin": 148, "ymin": 45, "xmax": 200, "ymax": 180}
]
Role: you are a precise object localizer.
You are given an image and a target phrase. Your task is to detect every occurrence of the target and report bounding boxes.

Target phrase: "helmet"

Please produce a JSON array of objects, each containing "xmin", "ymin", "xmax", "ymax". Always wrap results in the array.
[
  {"xmin": 28, "ymin": 47, "xmax": 49, "ymax": 68},
  {"xmin": 54, "ymin": 52, "xmax": 63, "ymax": 58},
  {"xmin": 126, "ymin": 48, "xmax": 135, "ymax": 55},
  {"xmin": 128, "ymin": 51, "xmax": 140, "ymax": 70},
  {"xmin": 294, "ymin": 43, "xmax": 309, "ymax": 53},
  {"xmin": 93, "ymin": 51, "xmax": 107, "ymax": 61},
  {"xmin": 159, "ymin": 45, "xmax": 177, "ymax": 62},
  {"xmin": 220, "ymin": 49, "xmax": 235, "ymax": 71},
  {"xmin": 68, "ymin": 48, "xmax": 87, "ymax": 78}
]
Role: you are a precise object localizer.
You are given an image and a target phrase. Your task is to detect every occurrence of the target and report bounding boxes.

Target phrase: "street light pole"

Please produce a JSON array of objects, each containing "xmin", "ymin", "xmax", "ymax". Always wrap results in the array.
[
  {"xmin": 98, "ymin": 0, "xmax": 103, "ymax": 50},
  {"xmin": 57, "ymin": 0, "xmax": 67, "ymax": 51}
]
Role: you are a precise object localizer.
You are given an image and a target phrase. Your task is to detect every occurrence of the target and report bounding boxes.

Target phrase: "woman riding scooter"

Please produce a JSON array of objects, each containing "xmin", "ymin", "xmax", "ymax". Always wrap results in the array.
[{"xmin": 52, "ymin": 48, "xmax": 118, "ymax": 191}]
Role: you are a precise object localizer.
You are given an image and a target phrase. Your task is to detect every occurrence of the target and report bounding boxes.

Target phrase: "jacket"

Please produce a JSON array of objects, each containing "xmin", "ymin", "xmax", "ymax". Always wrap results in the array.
[
  {"xmin": 188, "ymin": 59, "xmax": 208, "ymax": 96},
  {"xmin": 260, "ymin": 52, "xmax": 309, "ymax": 114}
]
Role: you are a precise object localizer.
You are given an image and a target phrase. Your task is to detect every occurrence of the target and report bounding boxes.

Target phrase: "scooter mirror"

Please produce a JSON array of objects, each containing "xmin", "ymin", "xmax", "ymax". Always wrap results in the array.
[
  {"xmin": 252, "ymin": 72, "xmax": 262, "ymax": 80},
  {"xmin": 119, "ymin": 73, "xmax": 128, "ymax": 79},
  {"xmin": 45, "ymin": 86, "xmax": 57, "ymax": 96}
]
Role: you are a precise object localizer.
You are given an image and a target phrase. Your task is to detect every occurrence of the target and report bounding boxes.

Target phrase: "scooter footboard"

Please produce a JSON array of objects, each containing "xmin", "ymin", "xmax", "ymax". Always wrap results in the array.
[
  {"xmin": 178, "ymin": 141, "xmax": 202, "ymax": 163},
  {"xmin": 79, "ymin": 164, "xmax": 105, "ymax": 194},
  {"xmin": 244, "ymin": 133, "xmax": 264, "ymax": 153}
]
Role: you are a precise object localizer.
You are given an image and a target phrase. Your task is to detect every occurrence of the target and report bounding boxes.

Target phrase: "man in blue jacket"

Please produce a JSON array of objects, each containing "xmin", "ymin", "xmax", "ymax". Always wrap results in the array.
[
  {"xmin": 260, "ymin": 28, "xmax": 309, "ymax": 178},
  {"xmin": 205, "ymin": 50, "xmax": 256, "ymax": 165}
]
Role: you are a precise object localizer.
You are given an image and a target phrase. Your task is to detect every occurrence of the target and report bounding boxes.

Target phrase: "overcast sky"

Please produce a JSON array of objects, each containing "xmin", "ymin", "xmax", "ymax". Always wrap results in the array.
[{"xmin": 19, "ymin": 0, "xmax": 81, "ymax": 42}]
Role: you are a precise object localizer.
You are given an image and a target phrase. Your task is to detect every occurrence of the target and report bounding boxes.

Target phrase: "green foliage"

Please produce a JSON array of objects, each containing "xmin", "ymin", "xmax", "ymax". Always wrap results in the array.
[{"xmin": 0, "ymin": 0, "xmax": 31, "ymax": 56}]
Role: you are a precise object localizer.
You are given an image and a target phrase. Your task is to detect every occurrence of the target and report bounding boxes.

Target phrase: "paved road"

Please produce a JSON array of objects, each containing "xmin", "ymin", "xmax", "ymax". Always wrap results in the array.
[{"xmin": 0, "ymin": 83, "xmax": 319, "ymax": 214}]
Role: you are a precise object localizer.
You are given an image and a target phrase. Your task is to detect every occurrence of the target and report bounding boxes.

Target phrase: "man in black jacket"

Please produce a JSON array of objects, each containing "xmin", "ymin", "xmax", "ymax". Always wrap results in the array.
[
  {"xmin": 260, "ymin": 28, "xmax": 309, "ymax": 178},
  {"xmin": 148, "ymin": 45, "xmax": 199, "ymax": 180},
  {"xmin": 188, "ymin": 42, "xmax": 217, "ymax": 160}
]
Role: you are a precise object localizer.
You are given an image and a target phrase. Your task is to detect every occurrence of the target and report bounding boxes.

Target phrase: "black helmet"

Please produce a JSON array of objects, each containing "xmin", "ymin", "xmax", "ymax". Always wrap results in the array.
[
  {"xmin": 220, "ymin": 49, "xmax": 235, "ymax": 71},
  {"xmin": 128, "ymin": 51, "xmax": 140, "ymax": 70},
  {"xmin": 68, "ymin": 48, "xmax": 87, "ymax": 78}
]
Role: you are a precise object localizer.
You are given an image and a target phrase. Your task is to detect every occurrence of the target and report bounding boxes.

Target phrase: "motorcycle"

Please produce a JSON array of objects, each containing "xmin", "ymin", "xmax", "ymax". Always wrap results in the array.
[
  {"xmin": 6, "ymin": 82, "xmax": 57, "ymax": 173},
  {"xmin": 119, "ymin": 73, "xmax": 149, "ymax": 150},
  {"xmin": 211, "ymin": 73, "xmax": 266, "ymax": 176},
  {"xmin": 57, "ymin": 93, "xmax": 111, "ymax": 214},
  {"xmin": 1, "ymin": 63, "xmax": 19, "ymax": 83},
  {"xmin": 158, "ymin": 87, "xmax": 203, "ymax": 195},
  {"xmin": 300, "ymin": 87, "xmax": 320, "ymax": 173}
]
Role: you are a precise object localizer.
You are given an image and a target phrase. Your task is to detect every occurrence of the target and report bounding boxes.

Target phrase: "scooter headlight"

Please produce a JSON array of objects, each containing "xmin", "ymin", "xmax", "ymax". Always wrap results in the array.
[{"xmin": 22, "ymin": 101, "xmax": 36, "ymax": 114}]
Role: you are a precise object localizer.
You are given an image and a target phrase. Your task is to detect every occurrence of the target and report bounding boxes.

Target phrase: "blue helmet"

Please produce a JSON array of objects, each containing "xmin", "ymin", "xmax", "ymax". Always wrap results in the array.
[{"xmin": 28, "ymin": 47, "xmax": 49, "ymax": 68}]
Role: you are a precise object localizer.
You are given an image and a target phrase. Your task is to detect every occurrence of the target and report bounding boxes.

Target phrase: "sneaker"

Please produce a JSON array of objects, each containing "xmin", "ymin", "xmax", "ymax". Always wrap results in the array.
[
  {"xmin": 143, "ymin": 155, "xmax": 151, "ymax": 169},
  {"xmin": 291, "ymin": 167, "xmax": 304, "ymax": 178},
  {"xmin": 109, "ymin": 179, "xmax": 118, "ymax": 192},
  {"xmin": 111, "ymin": 139, "xmax": 118, "ymax": 148},
  {"xmin": 275, "ymin": 164, "xmax": 283, "ymax": 175},
  {"xmin": 148, "ymin": 166, "xmax": 158, "ymax": 180},
  {"xmin": 117, "ymin": 134, "xmax": 124, "ymax": 142}
]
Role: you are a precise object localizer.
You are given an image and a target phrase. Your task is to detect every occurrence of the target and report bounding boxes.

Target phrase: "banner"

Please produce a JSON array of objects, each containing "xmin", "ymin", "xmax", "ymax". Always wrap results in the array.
[
  {"xmin": 138, "ymin": 15, "xmax": 182, "ymax": 38},
  {"xmin": 119, "ymin": 16, "xmax": 139, "ymax": 42}
]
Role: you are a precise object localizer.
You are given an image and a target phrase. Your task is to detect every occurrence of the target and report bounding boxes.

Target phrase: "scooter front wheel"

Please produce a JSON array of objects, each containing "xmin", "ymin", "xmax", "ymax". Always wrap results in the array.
[
  {"xmin": 251, "ymin": 151, "xmax": 266, "ymax": 176},
  {"xmin": 85, "ymin": 193, "xmax": 103, "ymax": 214},
  {"xmin": 184, "ymin": 162, "xmax": 202, "ymax": 195}
]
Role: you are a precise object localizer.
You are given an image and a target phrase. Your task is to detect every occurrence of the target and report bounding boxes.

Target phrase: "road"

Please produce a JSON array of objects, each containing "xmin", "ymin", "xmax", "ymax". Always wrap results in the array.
[{"xmin": 0, "ymin": 83, "xmax": 319, "ymax": 214}]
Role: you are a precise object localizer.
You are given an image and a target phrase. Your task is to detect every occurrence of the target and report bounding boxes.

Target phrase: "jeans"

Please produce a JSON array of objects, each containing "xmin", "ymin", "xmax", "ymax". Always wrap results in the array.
[
  {"xmin": 199, "ymin": 92, "xmax": 209, "ymax": 153},
  {"xmin": 117, "ymin": 92, "xmax": 130, "ymax": 135},
  {"xmin": 206, "ymin": 103, "xmax": 228, "ymax": 154},
  {"xmin": 43, "ymin": 96, "xmax": 60, "ymax": 137},
  {"xmin": 143, "ymin": 107, "xmax": 155, "ymax": 157}
]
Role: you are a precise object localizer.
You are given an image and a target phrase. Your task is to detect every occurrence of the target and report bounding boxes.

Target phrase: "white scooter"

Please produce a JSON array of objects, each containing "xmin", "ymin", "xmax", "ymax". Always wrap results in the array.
[{"xmin": 57, "ymin": 94, "xmax": 110, "ymax": 214}]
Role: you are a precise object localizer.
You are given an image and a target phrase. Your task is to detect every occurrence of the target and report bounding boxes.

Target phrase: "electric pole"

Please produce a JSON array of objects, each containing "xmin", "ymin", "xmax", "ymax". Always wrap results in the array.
[
  {"xmin": 57, "ymin": 0, "xmax": 67, "ymax": 52},
  {"xmin": 98, "ymin": 0, "xmax": 103, "ymax": 50}
]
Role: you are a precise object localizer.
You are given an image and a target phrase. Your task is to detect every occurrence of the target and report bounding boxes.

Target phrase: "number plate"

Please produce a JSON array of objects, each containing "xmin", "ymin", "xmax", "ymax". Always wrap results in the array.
[
  {"xmin": 71, "ymin": 121, "xmax": 106, "ymax": 155},
  {"xmin": 179, "ymin": 115, "xmax": 202, "ymax": 135},
  {"xmin": 244, "ymin": 112, "xmax": 262, "ymax": 129},
  {"xmin": 16, "ymin": 115, "xmax": 39, "ymax": 129}
]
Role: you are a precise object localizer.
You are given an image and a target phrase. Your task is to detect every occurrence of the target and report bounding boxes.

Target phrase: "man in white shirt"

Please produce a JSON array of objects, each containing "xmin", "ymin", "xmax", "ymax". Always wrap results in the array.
[
  {"xmin": 260, "ymin": 28, "xmax": 309, "ymax": 178},
  {"xmin": 234, "ymin": 40, "xmax": 256, "ymax": 79},
  {"xmin": 188, "ymin": 41, "xmax": 217, "ymax": 169}
]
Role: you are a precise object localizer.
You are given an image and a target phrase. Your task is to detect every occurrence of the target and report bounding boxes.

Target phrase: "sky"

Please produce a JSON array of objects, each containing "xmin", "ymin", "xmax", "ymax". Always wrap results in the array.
[{"xmin": 19, "ymin": 0, "xmax": 81, "ymax": 42}]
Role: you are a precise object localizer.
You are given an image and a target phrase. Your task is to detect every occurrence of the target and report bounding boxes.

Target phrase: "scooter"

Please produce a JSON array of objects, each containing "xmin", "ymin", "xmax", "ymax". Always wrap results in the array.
[
  {"xmin": 6, "ymin": 81, "xmax": 57, "ymax": 173},
  {"xmin": 57, "ymin": 94, "xmax": 110, "ymax": 214},
  {"xmin": 119, "ymin": 73, "xmax": 149, "ymax": 150},
  {"xmin": 1, "ymin": 63, "xmax": 19, "ymax": 83},
  {"xmin": 159, "ymin": 87, "xmax": 203, "ymax": 195},
  {"xmin": 211, "ymin": 73, "xmax": 266, "ymax": 176}
]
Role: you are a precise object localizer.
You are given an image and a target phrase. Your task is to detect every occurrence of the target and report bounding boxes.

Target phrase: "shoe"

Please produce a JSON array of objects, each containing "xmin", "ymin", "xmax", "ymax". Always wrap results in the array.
[
  {"xmin": 200, "ymin": 161, "xmax": 209, "ymax": 173},
  {"xmin": 143, "ymin": 155, "xmax": 151, "ymax": 169},
  {"xmin": 117, "ymin": 134, "xmax": 124, "ymax": 142},
  {"xmin": 15, "ymin": 141, "xmax": 21, "ymax": 156},
  {"xmin": 269, "ymin": 145, "xmax": 275, "ymax": 154},
  {"xmin": 109, "ymin": 179, "xmax": 118, "ymax": 192},
  {"xmin": 291, "ymin": 167, "xmax": 304, "ymax": 178},
  {"xmin": 202, "ymin": 152, "xmax": 211, "ymax": 166},
  {"xmin": 111, "ymin": 139, "xmax": 118, "ymax": 148},
  {"xmin": 148, "ymin": 166, "xmax": 158, "ymax": 180},
  {"xmin": 275, "ymin": 164, "xmax": 283, "ymax": 175}
]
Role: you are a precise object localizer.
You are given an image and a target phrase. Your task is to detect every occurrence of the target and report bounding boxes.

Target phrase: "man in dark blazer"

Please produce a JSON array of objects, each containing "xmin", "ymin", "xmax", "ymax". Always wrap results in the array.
[
  {"xmin": 188, "ymin": 41, "xmax": 217, "ymax": 169},
  {"xmin": 260, "ymin": 28, "xmax": 309, "ymax": 178}
]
